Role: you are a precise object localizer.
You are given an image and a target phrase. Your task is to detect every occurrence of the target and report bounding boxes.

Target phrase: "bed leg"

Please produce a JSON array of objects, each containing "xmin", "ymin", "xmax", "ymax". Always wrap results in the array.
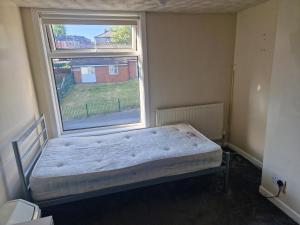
[{"xmin": 223, "ymin": 151, "xmax": 230, "ymax": 193}]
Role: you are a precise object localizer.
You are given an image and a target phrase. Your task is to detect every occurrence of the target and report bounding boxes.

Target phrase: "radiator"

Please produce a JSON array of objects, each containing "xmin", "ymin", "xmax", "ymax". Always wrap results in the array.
[{"xmin": 156, "ymin": 103, "xmax": 224, "ymax": 140}]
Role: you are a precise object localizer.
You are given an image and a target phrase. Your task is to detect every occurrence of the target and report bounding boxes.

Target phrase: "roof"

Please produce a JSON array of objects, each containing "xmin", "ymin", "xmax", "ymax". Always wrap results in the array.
[
  {"xmin": 56, "ymin": 35, "xmax": 92, "ymax": 43},
  {"xmin": 71, "ymin": 57, "xmax": 137, "ymax": 67},
  {"xmin": 94, "ymin": 30, "xmax": 112, "ymax": 38}
]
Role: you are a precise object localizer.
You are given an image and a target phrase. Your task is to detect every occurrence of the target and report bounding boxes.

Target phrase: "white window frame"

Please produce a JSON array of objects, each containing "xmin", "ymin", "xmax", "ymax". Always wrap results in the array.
[
  {"xmin": 32, "ymin": 9, "xmax": 150, "ymax": 136},
  {"xmin": 45, "ymin": 16, "xmax": 137, "ymax": 54},
  {"xmin": 108, "ymin": 65, "xmax": 119, "ymax": 75}
]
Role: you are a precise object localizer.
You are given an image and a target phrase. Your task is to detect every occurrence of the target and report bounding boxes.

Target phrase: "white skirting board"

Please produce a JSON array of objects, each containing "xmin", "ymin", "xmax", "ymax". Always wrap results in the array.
[
  {"xmin": 226, "ymin": 143, "xmax": 300, "ymax": 223},
  {"xmin": 226, "ymin": 143, "xmax": 263, "ymax": 168},
  {"xmin": 259, "ymin": 186, "xmax": 300, "ymax": 224}
]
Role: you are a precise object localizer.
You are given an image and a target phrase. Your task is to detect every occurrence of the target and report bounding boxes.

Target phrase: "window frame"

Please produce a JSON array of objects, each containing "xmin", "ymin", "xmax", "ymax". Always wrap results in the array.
[
  {"xmin": 47, "ymin": 23, "xmax": 137, "ymax": 53},
  {"xmin": 34, "ymin": 9, "xmax": 150, "ymax": 136},
  {"xmin": 108, "ymin": 65, "xmax": 119, "ymax": 75}
]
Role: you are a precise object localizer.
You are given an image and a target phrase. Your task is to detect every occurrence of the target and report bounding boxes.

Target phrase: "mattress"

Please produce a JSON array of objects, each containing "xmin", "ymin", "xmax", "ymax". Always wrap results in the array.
[{"xmin": 30, "ymin": 123, "xmax": 222, "ymax": 201}]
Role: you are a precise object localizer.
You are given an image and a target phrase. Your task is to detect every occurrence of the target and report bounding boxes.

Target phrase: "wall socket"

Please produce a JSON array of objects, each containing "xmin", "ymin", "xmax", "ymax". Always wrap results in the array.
[
  {"xmin": 272, "ymin": 176, "xmax": 287, "ymax": 194},
  {"xmin": 272, "ymin": 176, "xmax": 280, "ymax": 184}
]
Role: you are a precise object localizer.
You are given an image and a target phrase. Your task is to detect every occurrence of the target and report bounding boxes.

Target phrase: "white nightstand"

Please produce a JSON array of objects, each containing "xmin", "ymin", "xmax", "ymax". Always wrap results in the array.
[
  {"xmin": 14, "ymin": 217, "xmax": 53, "ymax": 225},
  {"xmin": 0, "ymin": 199, "xmax": 41, "ymax": 225}
]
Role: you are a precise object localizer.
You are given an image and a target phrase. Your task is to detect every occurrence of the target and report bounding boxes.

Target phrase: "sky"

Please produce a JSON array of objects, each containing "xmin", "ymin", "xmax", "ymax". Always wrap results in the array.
[{"xmin": 64, "ymin": 25, "xmax": 111, "ymax": 40}]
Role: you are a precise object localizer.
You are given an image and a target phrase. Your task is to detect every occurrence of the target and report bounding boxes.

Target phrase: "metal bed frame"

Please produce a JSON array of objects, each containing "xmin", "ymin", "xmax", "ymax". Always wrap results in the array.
[{"xmin": 12, "ymin": 114, "xmax": 230, "ymax": 208}]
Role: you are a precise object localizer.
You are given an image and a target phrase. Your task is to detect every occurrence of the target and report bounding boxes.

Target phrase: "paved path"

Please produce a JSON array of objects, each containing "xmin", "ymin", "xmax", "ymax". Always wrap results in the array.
[{"xmin": 63, "ymin": 109, "xmax": 140, "ymax": 130}]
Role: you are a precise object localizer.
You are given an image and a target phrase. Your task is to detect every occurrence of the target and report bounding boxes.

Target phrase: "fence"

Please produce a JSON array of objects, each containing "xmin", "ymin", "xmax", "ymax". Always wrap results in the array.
[
  {"xmin": 55, "ymin": 72, "xmax": 74, "ymax": 99},
  {"xmin": 61, "ymin": 98, "xmax": 140, "ymax": 120}
]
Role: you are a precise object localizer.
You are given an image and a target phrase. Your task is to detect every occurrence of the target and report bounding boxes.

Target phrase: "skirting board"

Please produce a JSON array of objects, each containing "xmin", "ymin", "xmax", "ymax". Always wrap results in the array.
[
  {"xmin": 225, "ymin": 143, "xmax": 263, "ymax": 168},
  {"xmin": 259, "ymin": 186, "xmax": 300, "ymax": 224},
  {"xmin": 226, "ymin": 142, "xmax": 300, "ymax": 223}
]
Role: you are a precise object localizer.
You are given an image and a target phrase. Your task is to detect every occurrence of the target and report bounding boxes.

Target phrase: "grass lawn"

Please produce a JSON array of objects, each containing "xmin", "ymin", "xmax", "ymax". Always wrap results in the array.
[{"xmin": 60, "ymin": 80, "xmax": 140, "ymax": 120}]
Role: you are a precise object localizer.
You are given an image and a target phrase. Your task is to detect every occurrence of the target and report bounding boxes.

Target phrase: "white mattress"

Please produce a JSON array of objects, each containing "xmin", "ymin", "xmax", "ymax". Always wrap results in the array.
[{"xmin": 30, "ymin": 123, "xmax": 222, "ymax": 201}]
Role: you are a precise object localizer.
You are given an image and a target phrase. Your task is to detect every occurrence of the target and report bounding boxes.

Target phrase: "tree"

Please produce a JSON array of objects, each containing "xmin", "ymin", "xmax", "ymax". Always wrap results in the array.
[
  {"xmin": 110, "ymin": 26, "xmax": 131, "ymax": 44},
  {"xmin": 52, "ymin": 24, "xmax": 66, "ymax": 37}
]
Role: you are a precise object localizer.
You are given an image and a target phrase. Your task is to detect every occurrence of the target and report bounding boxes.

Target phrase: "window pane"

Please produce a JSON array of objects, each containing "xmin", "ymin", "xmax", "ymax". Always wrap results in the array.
[
  {"xmin": 52, "ymin": 57, "xmax": 140, "ymax": 131},
  {"xmin": 50, "ymin": 24, "xmax": 135, "ymax": 50}
]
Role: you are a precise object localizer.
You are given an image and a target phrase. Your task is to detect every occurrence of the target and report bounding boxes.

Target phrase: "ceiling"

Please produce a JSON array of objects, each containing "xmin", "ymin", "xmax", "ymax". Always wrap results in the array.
[{"xmin": 13, "ymin": 0, "xmax": 267, "ymax": 13}]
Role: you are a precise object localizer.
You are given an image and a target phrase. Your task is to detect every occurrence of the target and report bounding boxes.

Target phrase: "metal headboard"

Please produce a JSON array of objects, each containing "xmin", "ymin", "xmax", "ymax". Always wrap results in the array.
[{"xmin": 12, "ymin": 114, "xmax": 48, "ymax": 201}]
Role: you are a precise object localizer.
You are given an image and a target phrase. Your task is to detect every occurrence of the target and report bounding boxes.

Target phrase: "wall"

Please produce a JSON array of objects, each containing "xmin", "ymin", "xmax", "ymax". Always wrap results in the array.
[
  {"xmin": 0, "ymin": 0, "xmax": 39, "ymax": 205},
  {"xmin": 146, "ymin": 13, "xmax": 236, "ymax": 129},
  {"xmin": 260, "ymin": 0, "xmax": 300, "ymax": 222},
  {"xmin": 229, "ymin": 0, "xmax": 279, "ymax": 162},
  {"xmin": 94, "ymin": 65, "xmax": 133, "ymax": 83},
  {"xmin": 128, "ymin": 60, "xmax": 137, "ymax": 78},
  {"xmin": 21, "ymin": 8, "xmax": 59, "ymax": 137}
]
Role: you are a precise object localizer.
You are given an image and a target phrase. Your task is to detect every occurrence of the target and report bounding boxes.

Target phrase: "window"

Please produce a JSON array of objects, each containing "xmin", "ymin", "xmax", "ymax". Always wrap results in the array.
[
  {"xmin": 81, "ymin": 66, "xmax": 95, "ymax": 75},
  {"xmin": 50, "ymin": 24, "xmax": 136, "ymax": 50},
  {"xmin": 80, "ymin": 66, "xmax": 96, "ymax": 83},
  {"xmin": 39, "ymin": 12, "xmax": 147, "ymax": 133},
  {"xmin": 108, "ymin": 65, "xmax": 118, "ymax": 75}
]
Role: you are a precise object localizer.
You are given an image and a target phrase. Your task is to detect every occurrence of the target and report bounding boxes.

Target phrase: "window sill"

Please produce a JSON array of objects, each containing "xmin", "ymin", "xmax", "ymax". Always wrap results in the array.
[{"xmin": 60, "ymin": 122, "xmax": 146, "ymax": 138}]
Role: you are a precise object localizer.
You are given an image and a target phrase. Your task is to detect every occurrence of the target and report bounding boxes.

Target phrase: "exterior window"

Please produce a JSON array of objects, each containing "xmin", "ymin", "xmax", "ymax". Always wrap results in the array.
[
  {"xmin": 109, "ymin": 65, "xmax": 119, "ymax": 75},
  {"xmin": 80, "ymin": 67, "xmax": 96, "ymax": 83},
  {"xmin": 50, "ymin": 24, "xmax": 136, "ymax": 51},
  {"xmin": 41, "ymin": 13, "xmax": 146, "ymax": 132}
]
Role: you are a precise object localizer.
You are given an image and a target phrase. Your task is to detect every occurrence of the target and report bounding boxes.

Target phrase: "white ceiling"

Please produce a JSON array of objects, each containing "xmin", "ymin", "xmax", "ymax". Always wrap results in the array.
[{"xmin": 13, "ymin": 0, "xmax": 267, "ymax": 13}]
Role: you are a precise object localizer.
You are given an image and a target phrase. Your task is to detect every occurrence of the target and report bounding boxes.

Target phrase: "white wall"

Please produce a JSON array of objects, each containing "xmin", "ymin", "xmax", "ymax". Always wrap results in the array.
[
  {"xmin": 21, "ymin": 9, "xmax": 59, "ymax": 138},
  {"xmin": 0, "ymin": 0, "xmax": 39, "ymax": 205},
  {"xmin": 260, "ymin": 0, "xmax": 300, "ymax": 222},
  {"xmin": 231, "ymin": 1, "xmax": 300, "ymax": 221},
  {"xmin": 146, "ymin": 13, "xmax": 236, "ymax": 129},
  {"xmin": 229, "ymin": 0, "xmax": 279, "ymax": 162}
]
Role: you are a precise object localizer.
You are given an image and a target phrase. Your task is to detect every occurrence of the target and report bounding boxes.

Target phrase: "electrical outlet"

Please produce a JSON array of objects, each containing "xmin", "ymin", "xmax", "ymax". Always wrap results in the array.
[
  {"xmin": 272, "ymin": 176, "xmax": 279, "ymax": 184},
  {"xmin": 272, "ymin": 176, "xmax": 287, "ymax": 194}
]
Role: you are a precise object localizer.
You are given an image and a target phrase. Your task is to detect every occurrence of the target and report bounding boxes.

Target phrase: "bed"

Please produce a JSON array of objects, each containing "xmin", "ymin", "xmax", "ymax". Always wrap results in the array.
[{"xmin": 12, "ymin": 115, "xmax": 230, "ymax": 207}]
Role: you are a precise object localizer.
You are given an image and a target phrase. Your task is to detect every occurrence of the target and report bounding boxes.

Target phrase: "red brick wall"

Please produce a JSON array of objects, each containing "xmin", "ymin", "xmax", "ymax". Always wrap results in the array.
[
  {"xmin": 72, "ymin": 62, "xmax": 138, "ymax": 84},
  {"xmin": 128, "ymin": 60, "xmax": 137, "ymax": 79},
  {"xmin": 94, "ymin": 65, "xmax": 129, "ymax": 83},
  {"xmin": 73, "ymin": 68, "xmax": 81, "ymax": 83}
]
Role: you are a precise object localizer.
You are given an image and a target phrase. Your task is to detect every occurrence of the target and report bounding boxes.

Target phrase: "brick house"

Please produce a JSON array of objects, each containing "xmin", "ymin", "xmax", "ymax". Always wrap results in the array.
[
  {"xmin": 55, "ymin": 35, "xmax": 93, "ymax": 49},
  {"xmin": 94, "ymin": 29, "xmax": 131, "ymax": 49},
  {"xmin": 94, "ymin": 30, "xmax": 112, "ymax": 46},
  {"xmin": 71, "ymin": 57, "xmax": 138, "ymax": 84}
]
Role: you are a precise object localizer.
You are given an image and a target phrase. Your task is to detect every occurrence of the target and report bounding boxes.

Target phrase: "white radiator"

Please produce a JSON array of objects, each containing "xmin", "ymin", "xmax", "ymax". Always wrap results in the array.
[{"xmin": 156, "ymin": 103, "xmax": 224, "ymax": 140}]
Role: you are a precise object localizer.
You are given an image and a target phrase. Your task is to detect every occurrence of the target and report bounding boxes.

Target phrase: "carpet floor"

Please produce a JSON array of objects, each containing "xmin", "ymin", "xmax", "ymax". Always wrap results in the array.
[{"xmin": 43, "ymin": 149, "xmax": 297, "ymax": 225}]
